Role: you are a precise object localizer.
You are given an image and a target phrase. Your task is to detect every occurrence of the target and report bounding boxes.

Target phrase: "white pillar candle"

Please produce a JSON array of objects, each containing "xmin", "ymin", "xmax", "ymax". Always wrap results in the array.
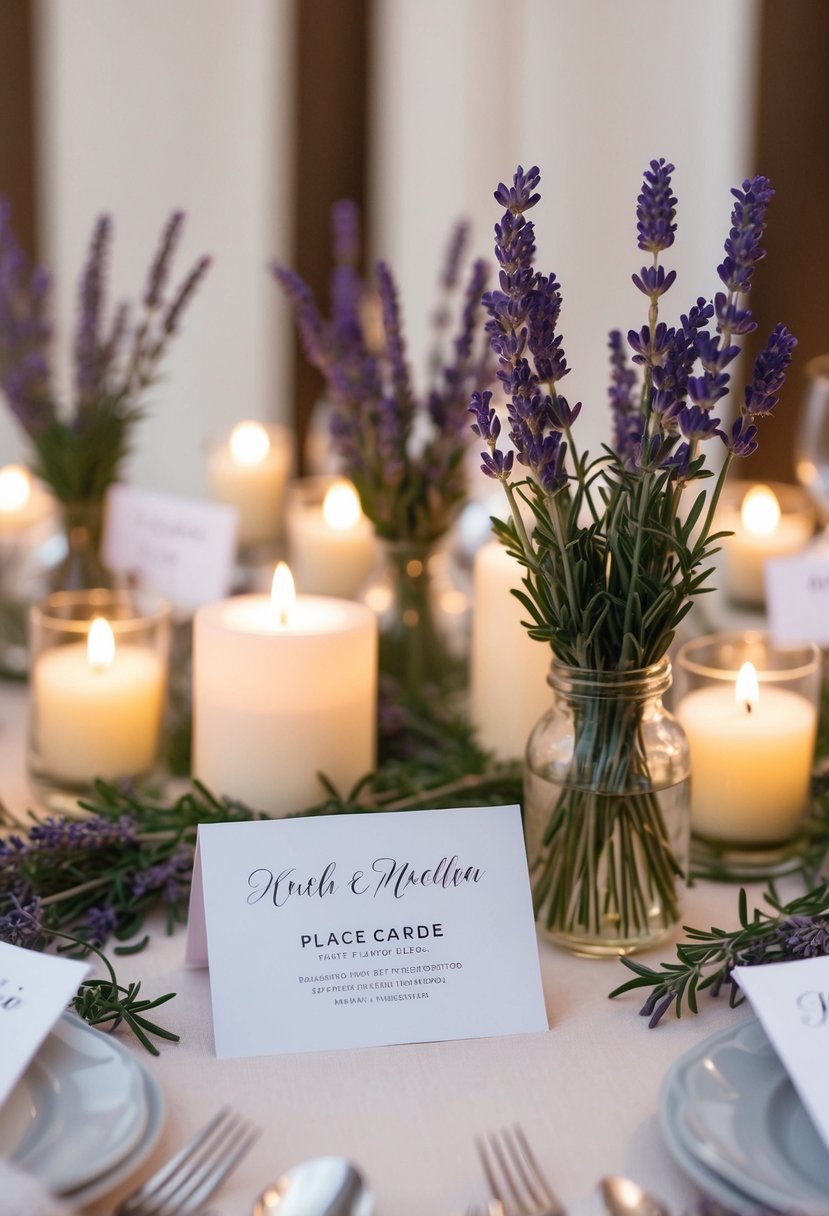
[
  {"xmin": 677, "ymin": 661, "xmax": 817, "ymax": 843},
  {"xmin": 470, "ymin": 541, "xmax": 551, "ymax": 760},
  {"xmin": 32, "ymin": 616, "xmax": 166, "ymax": 783},
  {"xmin": 205, "ymin": 421, "xmax": 293, "ymax": 547},
  {"xmin": 286, "ymin": 478, "xmax": 378, "ymax": 598},
  {"xmin": 721, "ymin": 483, "xmax": 814, "ymax": 606},
  {"xmin": 0, "ymin": 465, "xmax": 53, "ymax": 535},
  {"xmin": 193, "ymin": 564, "xmax": 377, "ymax": 815}
]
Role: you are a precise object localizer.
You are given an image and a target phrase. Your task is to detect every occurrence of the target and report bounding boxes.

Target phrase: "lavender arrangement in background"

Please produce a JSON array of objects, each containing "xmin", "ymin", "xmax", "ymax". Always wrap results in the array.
[
  {"xmin": 471, "ymin": 161, "xmax": 795, "ymax": 952},
  {"xmin": 274, "ymin": 201, "xmax": 490, "ymax": 543},
  {"xmin": 0, "ymin": 204, "xmax": 211, "ymax": 515}
]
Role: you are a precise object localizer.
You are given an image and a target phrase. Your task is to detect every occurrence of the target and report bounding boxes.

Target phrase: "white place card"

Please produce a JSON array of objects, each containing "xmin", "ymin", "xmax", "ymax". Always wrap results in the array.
[
  {"xmin": 103, "ymin": 484, "xmax": 238, "ymax": 610},
  {"xmin": 765, "ymin": 549, "xmax": 829, "ymax": 645},
  {"xmin": 0, "ymin": 941, "xmax": 90, "ymax": 1107},
  {"xmin": 734, "ymin": 956, "xmax": 829, "ymax": 1153},
  {"xmin": 186, "ymin": 804, "xmax": 548, "ymax": 1059}
]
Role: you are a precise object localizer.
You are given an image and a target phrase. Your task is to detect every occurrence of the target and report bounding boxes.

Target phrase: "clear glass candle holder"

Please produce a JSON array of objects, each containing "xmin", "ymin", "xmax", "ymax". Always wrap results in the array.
[
  {"xmin": 716, "ymin": 480, "xmax": 816, "ymax": 609},
  {"xmin": 28, "ymin": 589, "xmax": 171, "ymax": 811},
  {"xmin": 285, "ymin": 474, "xmax": 378, "ymax": 599},
  {"xmin": 674, "ymin": 631, "xmax": 821, "ymax": 878}
]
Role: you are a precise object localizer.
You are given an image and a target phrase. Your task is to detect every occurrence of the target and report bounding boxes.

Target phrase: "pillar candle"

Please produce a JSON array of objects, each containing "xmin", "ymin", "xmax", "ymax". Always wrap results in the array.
[
  {"xmin": 721, "ymin": 483, "xmax": 814, "ymax": 606},
  {"xmin": 205, "ymin": 421, "xmax": 293, "ymax": 547},
  {"xmin": 677, "ymin": 661, "xmax": 817, "ymax": 843},
  {"xmin": 32, "ymin": 617, "xmax": 165, "ymax": 783},
  {"xmin": 193, "ymin": 566, "xmax": 377, "ymax": 814},
  {"xmin": 470, "ymin": 541, "xmax": 551, "ymax": 760},
  {"xmin": 286, "ymin": 478, "xmax": 378, "ymax": 598}
]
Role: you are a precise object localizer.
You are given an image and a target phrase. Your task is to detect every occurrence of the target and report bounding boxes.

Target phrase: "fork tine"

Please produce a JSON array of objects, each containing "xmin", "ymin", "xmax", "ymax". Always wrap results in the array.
[
  {"xmin": 512, "ymin": 1125, "xmax": 561, "ymax": 1210},
  {"xmin": 485, "ymin": 1131, "xmax": 533, "ymax": 1214},
  {"xmin": 475, "ymin": 1126, "xmax": 565, "ymax": 1216},
  {"xmin": 117, "ymin": 1108, "xmax": 257, "ymax": 1216}
]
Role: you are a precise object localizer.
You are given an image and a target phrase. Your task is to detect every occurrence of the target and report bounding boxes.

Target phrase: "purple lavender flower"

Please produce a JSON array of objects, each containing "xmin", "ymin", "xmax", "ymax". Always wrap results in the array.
[
  {"xmin": 780, "ymin": 915, "xmax": 829, "ymax": 958},
  {"xmin": 717, "ymin": 176, "xmax": 774, "ymax": 294},
  {"xmin": 608, "ymin": 329, "xmax": 642, "ymax": 461},
  {"xmin": 80, "ymin": 905, "xmax": 118, "ymax": 947},
  {"xmin": 743, "ymin": 323, "xmax": 797, "ymax": 416},
  {"xmin": 0, "ymin": 896, "xmax": 44, "ymax": 950},
  {"xmin": 636, "ymin": 158, "xmax": 677, "ymax": 254}
]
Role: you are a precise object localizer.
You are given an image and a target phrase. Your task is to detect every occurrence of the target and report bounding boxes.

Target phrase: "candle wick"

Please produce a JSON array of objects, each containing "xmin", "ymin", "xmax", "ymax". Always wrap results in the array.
[
  {"xmin": 745, "ymin": 701, "xmax": 752, "ymax": 715},
  {"xmin": 279, "ymin": 608, "xmax": 288, "ymax": 628}
]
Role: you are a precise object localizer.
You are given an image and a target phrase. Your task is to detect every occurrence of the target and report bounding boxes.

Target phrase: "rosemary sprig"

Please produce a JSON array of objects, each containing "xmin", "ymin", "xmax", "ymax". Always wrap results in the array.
[{"xmin": 609, "ymin": 883, "xmax": 829, "ymax": 1026}]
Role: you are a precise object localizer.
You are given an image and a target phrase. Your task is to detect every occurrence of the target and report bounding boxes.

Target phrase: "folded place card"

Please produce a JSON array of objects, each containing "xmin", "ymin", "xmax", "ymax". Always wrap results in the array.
[
  {"xmin": 765, "ymin": 550, "xmax": 829, "ymax": 645},
  {"xmin": 0, "ymin": 941, "xmax": 90, "ymax": 1107},
  {"xmin": 187, "ymin": 804, "xmax": 548, "ymax": 1059},
  {"xmin": 734, "ymin": 956, "xmax": 829, "ymax": 1153},
  {"xmin": 103, "ymin": 483, "xmax": 238, "ymax": 610}
]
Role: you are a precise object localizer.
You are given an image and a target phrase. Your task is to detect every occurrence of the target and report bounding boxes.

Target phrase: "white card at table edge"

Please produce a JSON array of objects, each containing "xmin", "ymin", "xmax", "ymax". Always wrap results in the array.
[
  {"xmin": 734, "ymin": 957, "xmax": 829, "ymax": 1154},
  {"xmin": 765, "ymin": 549, "xmax": 829, "ymax": 645},
  {"xmin": 188, "ymin": 804, "xmax": 548, "ymax": 1059},
  {"xmin": 0, "ymin": 941, "xmax": 90, "ymax": 1108},
  {"xmin": 103, "ymin": 483, "xmax": 238, "ymax": 610}
]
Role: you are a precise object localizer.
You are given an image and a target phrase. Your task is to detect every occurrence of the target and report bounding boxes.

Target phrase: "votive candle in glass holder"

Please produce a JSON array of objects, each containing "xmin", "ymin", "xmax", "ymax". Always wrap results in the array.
[
  {"xmin": 204, "ymin": 420, "xmax": 294, "ymax": 553},
  {"xmin": 285, "ymin": 475, "xmax": 378, "ymax": 599},
  {"xmin": 674, "ymin": 631, "xmax": 821, "ymax": 867},
  {"xmin": 28, "ymin": 589, "xmax": 171, "ymax": 810},
  {"xmin": 0, "ymin": 466, "xmax": 58, "ymax": 678},
  {"xmin": 717, "ymin": 481, "xmax": 815, "ymax": 607}
]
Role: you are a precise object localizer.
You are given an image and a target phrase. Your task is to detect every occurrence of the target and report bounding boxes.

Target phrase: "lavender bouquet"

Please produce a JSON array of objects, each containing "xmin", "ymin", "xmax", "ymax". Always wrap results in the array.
[
  {"xmin": 0, "ymin": 205, "xmax": 210, "ymax": 584},
  {"xmin": 471, "ymin": 162, "xmax": 795, "ymax": 952},
  {"xmin": 275, "ymin": 204, "xmax": 491, "ymax": 715}
]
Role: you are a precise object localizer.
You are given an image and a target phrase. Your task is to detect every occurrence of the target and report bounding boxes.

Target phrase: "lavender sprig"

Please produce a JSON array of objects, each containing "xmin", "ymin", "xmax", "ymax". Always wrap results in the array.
[
  {"xmin": 0, "ymin": 204, "xmax": 211, "ymax": 505},
  {"xmin": 609, "ymin": 884, "xmax": 829, "ymax": 1027},
  {"xmin": 273, "ymin": 202, "xmax": 491, "ymax": 542}
]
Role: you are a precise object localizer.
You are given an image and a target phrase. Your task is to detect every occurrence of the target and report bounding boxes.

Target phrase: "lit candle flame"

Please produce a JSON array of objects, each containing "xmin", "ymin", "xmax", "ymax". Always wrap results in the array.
[
  {"xmin": 271, "ymin": 561, "xmax": 296, "ymax": 627},
  {"xmin": 0, "ymin": 464, "xmax": 31, "ymax": 513},
  {"xmin": 322, "ymin": 480, "xmax": 361, "ymax": 531},
  {"xmin": 229, "ymin": 421, "xmax": 270, "ymax": 467},
  {"xmin": 87, "ymin": 617, "xmax": 115, "ymax": 672},
  {"xmin": 735, "ymin": 661, "xmax": 759, "ymax": 714},
  {"xmin": 740, "ymin": 484, "xmax": 781, "ymax": 537}
]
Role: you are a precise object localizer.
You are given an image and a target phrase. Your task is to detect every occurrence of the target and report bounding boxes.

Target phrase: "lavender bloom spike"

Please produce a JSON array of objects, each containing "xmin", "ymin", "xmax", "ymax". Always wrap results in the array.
[
  {"xmin": 636, "ymin": 158, "xmax": 677, "ymax": 254},
  {"xmin": 718, "ymin": 176, "xmax": 774, "ymax": 294},
  {"xmin": 376, "ymin": 260, "xmax": 414, "ymax": 424},
  {"xmin": 143, "ymin": 210, "xmax": 184, "ymax": 310},
  {"xmin": 608, "ymin": 329, "xmax": 642, "ymax": 460},
  {"xmin": 74, "ymin": 215, "xmax": 110, "ymax": 411},
  {"xmin": 743, "ymin": 323, "xmax": 797, "ymax": 417},
  {"xmin": 162, "ymin": 254, "xmax": 212, "ymax": 336}
]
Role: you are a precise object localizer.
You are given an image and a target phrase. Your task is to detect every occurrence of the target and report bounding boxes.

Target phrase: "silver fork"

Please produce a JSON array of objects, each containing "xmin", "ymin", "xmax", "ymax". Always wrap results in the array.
[
  {"xmin": 475, "ymin": 1125, "xmax": 566, "ymax": 1216},
  {"xmin": 115, "ymin": 1107, "xmax": 259, "ymax": 1216}
]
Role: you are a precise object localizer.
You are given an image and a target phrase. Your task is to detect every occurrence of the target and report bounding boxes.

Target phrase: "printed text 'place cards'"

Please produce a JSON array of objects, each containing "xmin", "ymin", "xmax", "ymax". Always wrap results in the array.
[
  {"xmin": 765, "ymin": 550, "xmax": 829, "ymax": 646},
  {"xmin": 187, "ymin": 804, "xmax": 548, "ymax": 1059},
  {"xmin": 0, "ymin": 941, "xmax": 90, "ymax": 1107},
  {"xmin": 103, "ymin": 484, "xmax": 238, "ymax": 610},
  {"xmin": 734, "ymin": 956, "xmax": 829, "ymax": 1153}
]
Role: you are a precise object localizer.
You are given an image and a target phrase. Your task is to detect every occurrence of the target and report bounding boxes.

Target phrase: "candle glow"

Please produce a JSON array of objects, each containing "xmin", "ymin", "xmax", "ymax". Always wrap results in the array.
[
  {"xmin": 322, "ymin": 480, "xmax": 361, "ymax": 531},
  {"xmin": 0, "ymin": 464, "xmax": 31, "ymax": 513},
  {"xmin": 271, "ymin": 562, "xmax": 296, "ymax": 626},
  {"xmin": 735, "ymin": 661, "xmax": 759, "ymax": 711},
  {"xmin": 87, "ymin": 617, "xmax": 115, "ymax": 672},
  {"xmin": 740, "ymin": 484, "xmax": 781, "ymax": 537},
  {"xmin": 229, "ymin": 421, "xmax": 270, "ymax": 467}
]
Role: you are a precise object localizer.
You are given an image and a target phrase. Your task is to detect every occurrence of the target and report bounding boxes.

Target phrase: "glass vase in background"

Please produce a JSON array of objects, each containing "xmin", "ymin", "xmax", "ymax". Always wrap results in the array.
[
  {"xmin": 50, "ymin": 498, "xmax": 118, "ymax": 593},
  {"xmin": 524, "ymin": 657, "xmax": 691, "ymax": 957},
  {"xmin": 361, "ymin": 538, "xmax": 471, "ymax": 718},
  {"xmin": 796, "ymin": 354, "xmax": 829, "ymax": 535}
]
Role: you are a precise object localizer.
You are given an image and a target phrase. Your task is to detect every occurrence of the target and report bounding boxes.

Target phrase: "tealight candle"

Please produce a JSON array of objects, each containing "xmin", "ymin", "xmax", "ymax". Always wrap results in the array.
[
  {"xmin": 0, "ymin": 465, "xmax": 53, "ymax": 534},
  {"xmin": 28, "ymin": 591, "xmax": 170, "ymax": 798},
  {"xmin": 469, "ymin": 541, "xmax": 551, "ymax": 760},
  {"xmin": 193, "ymin": 563, "xmax": 377, "ymax": 815},
  {"xmin": 720, "ymin": 482, "xmax": 815, "ymax": 607},
  {"xmin": 286, "ymin": 476, "xmax": 378, "ymax": 598},
  {"xmin": 205, "ymin": 421, "xmax": 294, "ymax": 548},
  {"xmin": 675, "ymin": 632, "xmax": 820, "ymax": 845}
]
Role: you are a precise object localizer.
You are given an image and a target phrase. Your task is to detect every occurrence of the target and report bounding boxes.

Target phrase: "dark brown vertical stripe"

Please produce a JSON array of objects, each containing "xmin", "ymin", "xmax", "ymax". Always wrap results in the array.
[
  {"xmin": 291, "ymin": 0, "xmax": 371, "ymax": 472},
  {"xmin": 0, "ymin": 0, "xmax": 37, "ymax": 257},
  {"xmin": 741, "ymin": 0, "xmax": 829, "ymax": 484}
]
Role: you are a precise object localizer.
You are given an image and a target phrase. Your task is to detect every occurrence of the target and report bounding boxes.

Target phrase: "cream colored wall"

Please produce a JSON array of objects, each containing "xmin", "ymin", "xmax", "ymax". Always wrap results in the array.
[
  {"xmin": 371, "ymin": 0, "xmax": 761, "ymax": 468},
  {"xmin": 0, "ymin": 0, "xmax": 295, "ymax": 500}
]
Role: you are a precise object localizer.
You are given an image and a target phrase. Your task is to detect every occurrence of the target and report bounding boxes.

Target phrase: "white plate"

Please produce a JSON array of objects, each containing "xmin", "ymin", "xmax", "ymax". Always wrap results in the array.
[
  {"xmin": 660, "ymin": 1017, "xmax": 829, "ymax": 1215},
  {"xmin": 0, "ymin": 1013, "xmax": 163, "ymax": 1197}
]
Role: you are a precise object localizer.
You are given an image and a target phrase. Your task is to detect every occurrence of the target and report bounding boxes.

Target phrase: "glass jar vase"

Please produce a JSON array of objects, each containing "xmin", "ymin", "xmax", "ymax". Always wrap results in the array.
[
  {"xmin": 50, "ymin": 499, "xmax": 118, "ymax": 593},
  {"xmin": 524, "ymin": 657, "xmax": 690, "ymax": 957}
]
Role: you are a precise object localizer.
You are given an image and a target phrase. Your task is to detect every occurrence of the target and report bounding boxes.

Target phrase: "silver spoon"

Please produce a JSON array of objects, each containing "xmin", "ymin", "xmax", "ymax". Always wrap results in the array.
[
  {"xmin": 252, "ymin": 1156, "xmax": 372, "ymax": 1216},
  {"xmin": 599, "ymin": 1176, "xmax": 670, "ymax": 1216}
]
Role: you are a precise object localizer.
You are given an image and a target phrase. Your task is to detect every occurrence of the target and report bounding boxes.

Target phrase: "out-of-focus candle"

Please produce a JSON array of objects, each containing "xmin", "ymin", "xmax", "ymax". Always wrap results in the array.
[
  {"xmin": 0, "ymin": 465, "xmax": 52, "ymax": 534},
  {"xmin": 677, "ymin": 657, "xmax": 818, "ymax": 844},
  {"xmin": 193, "ymin": 563, "xmax": 377, "ymax": 815},
  {"xmin": 205, "ymin": 421, "xmax": 293, "ymax": 548},
  {"xmin": 286, "ymin": 477, "xmax": 377, "ymax": 598},
  {"xmin": 721, "ymin": 482, "xmax": 814, "ymax": 606},
  {"xmin": 32, "ymin": 614, "xmax": 166, "ymax": 784},
  {"xmin": 470, "ymin": 541, "xmax": 551, "ymax": 760}
]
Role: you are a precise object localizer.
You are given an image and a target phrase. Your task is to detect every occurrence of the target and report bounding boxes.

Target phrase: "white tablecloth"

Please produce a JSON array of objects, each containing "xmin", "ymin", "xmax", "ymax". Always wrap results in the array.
[{"xmin": 0, "ymin": 681, "xmax": 768, "ymax": 1216}]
